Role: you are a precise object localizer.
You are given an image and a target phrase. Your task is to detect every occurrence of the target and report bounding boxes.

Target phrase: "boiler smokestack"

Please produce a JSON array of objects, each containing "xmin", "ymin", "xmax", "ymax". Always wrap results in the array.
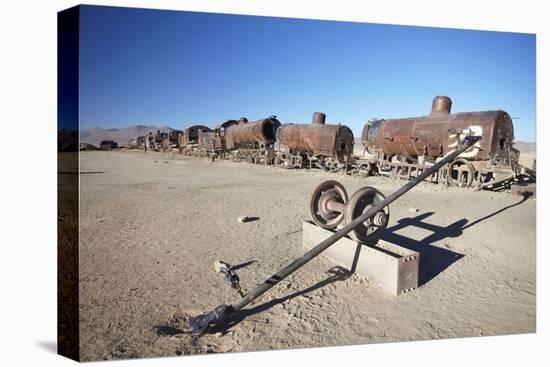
[
  {"xmin": 431, "ymin": 96, "xmax": 452, "ymax": 115},
  {"xmin": 312, "ymin": 112, "xmax": 326, "ymax": 125}
]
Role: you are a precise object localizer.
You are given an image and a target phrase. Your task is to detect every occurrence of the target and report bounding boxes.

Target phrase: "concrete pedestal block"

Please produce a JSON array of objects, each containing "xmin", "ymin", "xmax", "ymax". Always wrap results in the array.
[{"xmin": 302, "ymin": 221, "xmax": 419, "ymax": 296}]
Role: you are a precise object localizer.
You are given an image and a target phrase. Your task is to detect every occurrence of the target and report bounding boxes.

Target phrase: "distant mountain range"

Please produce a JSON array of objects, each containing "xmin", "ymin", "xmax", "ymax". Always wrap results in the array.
[{"xmin": 80, "ymin": 125, "xmax": 176, "ymax": 147}]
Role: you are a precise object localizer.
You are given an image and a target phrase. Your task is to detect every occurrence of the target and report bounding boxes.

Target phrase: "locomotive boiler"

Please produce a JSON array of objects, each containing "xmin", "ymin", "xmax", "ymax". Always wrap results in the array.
[
  {"xmin": 225, "ymin": 116, "xmax": 281, "ymax": 149},
  {"xmin": 360, "ymin": 96, "xmax": 520, "ymax": 188},
  {"xmin": 275, "ymin": 112, "xmax": 354, "ymax": 171},
  {"xmin": 224, "ymin": 116, "xmax": 281, "ymax": 164}
]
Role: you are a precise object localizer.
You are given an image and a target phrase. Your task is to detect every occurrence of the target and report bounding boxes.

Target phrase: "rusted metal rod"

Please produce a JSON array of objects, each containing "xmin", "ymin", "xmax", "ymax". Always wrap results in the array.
[{"xmin": 189, "ymin": 136, "xmax": 480, "ymax": 336}]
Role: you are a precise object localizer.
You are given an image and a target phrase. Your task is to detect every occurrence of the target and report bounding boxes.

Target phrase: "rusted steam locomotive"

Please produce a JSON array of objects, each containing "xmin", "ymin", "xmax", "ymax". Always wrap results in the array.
[
  {"xmin": 224, "ymin": 116, "xmax": 281, "ymax": 164},
  {"xmin": 275, "ymin": 112, "xmax": 354, "ymax": 170},
  {"xmin": 357, "ymin": 96, "xmax": 532, "ymax": 189},
  {"xmin": 190, "ymin": 113, "xmax": 354, "ymax": 170},
  {"xmin": 195, "ymin": 117, "xmax": 280, "ymax": 163},
  {"xmin": 129, "ymin": 95, "xmax": 533, "ymax": 190}
]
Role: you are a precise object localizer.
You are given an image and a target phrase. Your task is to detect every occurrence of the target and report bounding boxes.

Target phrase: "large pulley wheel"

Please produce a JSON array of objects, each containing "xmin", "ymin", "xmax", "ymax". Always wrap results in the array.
[
  {"xmin": 448, "ymin": 158, "xmax": 475, "ymax": 188},
  {"xmin": 344, "ymin": 187, "xmax": 389, "ymax": 244},
  {"xmin": 310, "ymin": 180, "xmax": 348, "ymax": 229}
]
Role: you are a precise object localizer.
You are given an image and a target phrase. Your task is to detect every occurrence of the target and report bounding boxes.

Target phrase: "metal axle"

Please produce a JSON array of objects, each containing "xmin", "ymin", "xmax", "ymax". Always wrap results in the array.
[{"xmin": 189, "ymin": 136, "xmax": 480, "ymax": 336}]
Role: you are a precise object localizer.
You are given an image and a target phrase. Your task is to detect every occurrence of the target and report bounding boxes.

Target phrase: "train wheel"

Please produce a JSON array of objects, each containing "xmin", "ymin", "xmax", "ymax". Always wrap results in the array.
[
  {"xmin": 344, "ymin": 187, "xmax": 389, "ymax": 244},
  {"xmin": 310, "ymin": 180, "xmax": 348, "ymax": 229},
  {"xmin": 448, "ymin": 158, "xmax": 475, "ymax": 188}
]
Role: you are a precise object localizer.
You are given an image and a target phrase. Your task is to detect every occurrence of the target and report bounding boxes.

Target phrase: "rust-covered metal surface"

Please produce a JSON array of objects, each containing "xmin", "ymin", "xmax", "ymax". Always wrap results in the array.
[
  {"xmin": 169, "ymin": 130, "xmax": 182, "ymax": 145},
  {"xmin": 198, "ymin": 129, "xmax": 216, "ymax": 151},
  {"xmin": 211, "ymin": 120, "xmax": 238, "ymax": 151},
  {"xmin": 215, "ymin": 119, "xmax": 238, "ymax": 131},
  {"xmin": 277, "ymin": 114, "xmax": 354, "ymax": 163},
  {"xmin": 362, "ymin": 96, "xmax": 514, "ymax": 161},
  {"xmin": 225, "ymin": 116, "xmax": 281, "ymax": 149},
  {"xmin": 182, "ymin": 125, "xmax": 212, "ymax": 146}
]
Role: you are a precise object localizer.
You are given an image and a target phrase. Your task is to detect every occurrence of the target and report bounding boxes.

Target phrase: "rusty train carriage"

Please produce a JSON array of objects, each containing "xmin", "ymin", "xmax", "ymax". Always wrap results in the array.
[
  {"xmin": 275, "ymin": 112, "xmax": 355, "ymax": 171},
  {"xmin": 359, "ymin": 96, "xmax": 529, "ymax": 189}
]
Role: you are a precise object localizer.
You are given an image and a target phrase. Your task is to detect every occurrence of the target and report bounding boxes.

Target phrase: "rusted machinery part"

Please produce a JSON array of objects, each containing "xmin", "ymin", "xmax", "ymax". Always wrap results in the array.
[
  {"xmin": 215, "ymin": 119, "xmax": 238, "ymax": 131},
  {"xmin": 225, "ymin": 117, "xmax": 281, "ymax": 147},
  {"xmin": 309, "ymin": 180, "xmax": 348, "ymax": 229},
  {"xmin": 447, "ymin": 158, "xmax": 475, "ymax": 188},
  {"xmin": 344, "ymin": 187, "xmax": 389, "ymax": 244},
  {"xmin": 310, "ymin": 181, "xmax": 389, "ymax": 243},
  {"xmin": 477, "ymin": 172, "xmax": 515, "ymax": 191}
]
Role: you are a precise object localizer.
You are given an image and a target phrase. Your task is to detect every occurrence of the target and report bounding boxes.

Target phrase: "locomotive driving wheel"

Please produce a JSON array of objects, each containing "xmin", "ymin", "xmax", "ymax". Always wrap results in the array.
[
  {"xmin": 448, "ymin": 158, "xmax": 475, "ymax": 188},
  {"xmin": 344, "ymin": 187, "xmax": 389, "ymax": 244},
  {"xmin": 309, "ymin": 180, "xmax": 348, "ymax": 229}
]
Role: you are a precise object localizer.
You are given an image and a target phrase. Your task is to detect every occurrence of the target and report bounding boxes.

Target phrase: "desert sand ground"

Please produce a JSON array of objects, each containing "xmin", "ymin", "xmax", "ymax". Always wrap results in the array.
[{"xmin": 77, "ymin": 150, "xmax": 536, "ymax": 361}]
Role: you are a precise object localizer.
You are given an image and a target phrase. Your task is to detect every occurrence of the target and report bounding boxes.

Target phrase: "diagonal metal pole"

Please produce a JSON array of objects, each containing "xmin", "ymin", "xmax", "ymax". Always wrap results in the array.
[{"xmin": 190, "ymin": 136, "xmax": 480, "ymax": 336}]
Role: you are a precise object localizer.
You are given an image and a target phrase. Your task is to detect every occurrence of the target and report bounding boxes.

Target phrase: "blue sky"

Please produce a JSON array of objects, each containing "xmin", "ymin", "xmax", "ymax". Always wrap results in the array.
[{"xmin": 79, "ymin": 5, "xmax": 536, "ymax": 141}]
